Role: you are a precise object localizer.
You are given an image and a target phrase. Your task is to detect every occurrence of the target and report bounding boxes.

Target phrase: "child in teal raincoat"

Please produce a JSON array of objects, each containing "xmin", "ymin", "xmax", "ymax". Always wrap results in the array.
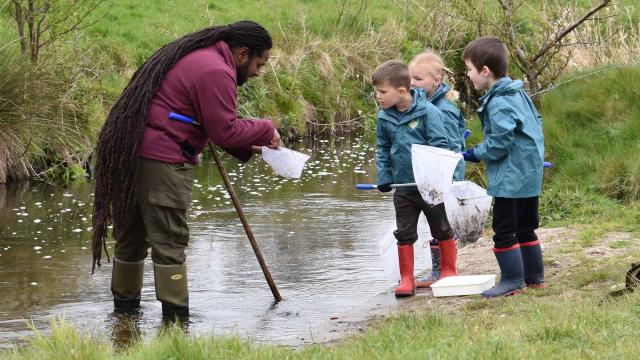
[
  {"xmin": 408, "ymin": 51, "xmax": 467, "ymax": 288},
  {"xmin": 409, "ymin": 52, "xmax": 467, "ymax": 181},
  {"xmin": 372, "ymin": 60, "xmax": 459, "ymax": 298},
  {"xmin": 461, "ymin": 36, "xmax": 545, "ymax": 298}
]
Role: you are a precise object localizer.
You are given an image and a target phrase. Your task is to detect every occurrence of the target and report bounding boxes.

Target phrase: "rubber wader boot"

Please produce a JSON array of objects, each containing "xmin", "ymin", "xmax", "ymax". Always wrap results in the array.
[
  {"xmin": 481, "ymin": 245, "xmax": 525, "ymax": 298},
  {"xmin": 520, "ymin": 240, "xmax": 545, "ymax": 288},
  {"xmin": 111, "ymin": 258, "xmax": 144, "ymax": 312},
  {"xmin": 395, "ymin": 245, "xmax": 415, "ymax": 297},
  {"xmin": 416, "ymin": 240, "xmax": 440, "ymax": 288},
  {"xmin": 154, "ymin": 263, "xmax": 189, "ymax": 320},
  {"xmin": 438, "ymin": 237, "xmax": 458, "ymax": 279}
]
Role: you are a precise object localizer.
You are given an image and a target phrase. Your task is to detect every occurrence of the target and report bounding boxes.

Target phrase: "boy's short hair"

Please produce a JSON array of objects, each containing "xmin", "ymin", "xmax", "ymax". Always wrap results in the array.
[
  {"xmin": 371, "ymin": 60, "xmax": 411, "ymax": 90},
  {"xmin": 462, "ymin": 36, "xmax": 509, "ymax": 78}
]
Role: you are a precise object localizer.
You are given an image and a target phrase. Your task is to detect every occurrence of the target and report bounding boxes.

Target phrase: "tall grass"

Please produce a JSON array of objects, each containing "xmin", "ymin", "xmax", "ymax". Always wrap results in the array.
[
  {"xmin": 542, "ymin": 66, "xmax": 640, "ymax": 201},
  {"xmin": 1, "ymin": 0, "xmax": 639, "ymax": 183}
]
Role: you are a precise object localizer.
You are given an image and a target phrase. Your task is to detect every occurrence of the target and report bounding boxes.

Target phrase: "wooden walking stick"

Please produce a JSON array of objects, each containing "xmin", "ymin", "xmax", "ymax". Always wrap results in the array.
[{"xmin": 208, "ymin": 143, "xmax": 282, "ymax": 302}]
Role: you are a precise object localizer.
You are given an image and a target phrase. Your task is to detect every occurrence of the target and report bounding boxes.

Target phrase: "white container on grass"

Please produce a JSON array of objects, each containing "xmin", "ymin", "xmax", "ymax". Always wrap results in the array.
[{"xmin": 430, "ymin": 274, "xmax": 496, "ymax": 297}]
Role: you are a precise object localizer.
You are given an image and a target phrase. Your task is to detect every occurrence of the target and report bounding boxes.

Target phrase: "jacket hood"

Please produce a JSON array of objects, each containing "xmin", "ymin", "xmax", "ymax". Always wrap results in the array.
[
  {"xmin": 478, "ymin": 77, "xmax": 523, "ymax": 112},
  {"xmin": 428, "ymin": 83, "xmax": 450, "ymax": 103}
]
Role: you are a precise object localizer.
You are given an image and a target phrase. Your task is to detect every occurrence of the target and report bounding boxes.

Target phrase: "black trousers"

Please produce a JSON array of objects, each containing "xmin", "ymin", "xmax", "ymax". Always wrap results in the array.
[
  {"xmin": 492, "ymin": 196, "xmax": 539, "ymax": 249},
  {"xmin": 393, "ymin": 190, "xmax": 455, "ymax": 246}
]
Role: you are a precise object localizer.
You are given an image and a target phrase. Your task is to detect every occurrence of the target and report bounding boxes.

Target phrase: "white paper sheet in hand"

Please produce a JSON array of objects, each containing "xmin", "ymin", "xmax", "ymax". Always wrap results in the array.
[
  {"xmin": 411, "ymin": 144, "xmax": 462, "ymax": 205},
  {"xmin": 261, "ymin": 147, "xmax": 311, "ymax": 178}
]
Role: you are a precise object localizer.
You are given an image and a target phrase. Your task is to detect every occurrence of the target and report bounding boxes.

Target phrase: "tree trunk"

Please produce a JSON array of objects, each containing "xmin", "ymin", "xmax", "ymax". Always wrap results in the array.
[
  {"xmin": 26, "ymin": 0, "xmax": 38, "ymax": 62},
  {"xmin": 12, "ymin": 2, "xmax": 27, "ymax": 55},
  {"xmin": 528, "ymin": 65, "xmax": 541, "ymax": 108}
]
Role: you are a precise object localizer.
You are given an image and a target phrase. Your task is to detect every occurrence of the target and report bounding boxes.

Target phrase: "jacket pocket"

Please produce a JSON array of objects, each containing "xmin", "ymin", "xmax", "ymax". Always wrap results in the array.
[{"xmin": 147, "ymin": 189, "xmax": 191, "ymax": 245}]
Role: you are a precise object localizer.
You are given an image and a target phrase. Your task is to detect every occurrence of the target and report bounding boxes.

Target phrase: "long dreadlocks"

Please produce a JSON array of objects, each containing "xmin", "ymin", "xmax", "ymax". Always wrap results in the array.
[{"xmin": 91, "ymin": 21, "xmax": 273, "ymax": 273}]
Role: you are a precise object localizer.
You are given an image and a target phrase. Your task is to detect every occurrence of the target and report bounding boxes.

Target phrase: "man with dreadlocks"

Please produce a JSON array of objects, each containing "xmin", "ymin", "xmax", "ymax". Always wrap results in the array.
[{"xmin": 91, "ymin": 21, "xmax": 281, "ymax": 320}]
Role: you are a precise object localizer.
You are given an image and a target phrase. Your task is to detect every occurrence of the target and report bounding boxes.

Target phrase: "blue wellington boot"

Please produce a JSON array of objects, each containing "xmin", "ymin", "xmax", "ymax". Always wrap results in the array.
[
  {"xmin": 520, "ymin": 240, "xmax": 545, "ymax": 288},
  {"xmin": 416, "ymin": 240, "xmax": 440, "ymax": 288},
  {"xmin": 482, "ymin": 245, "xmax": 525, "ymax": 298}
]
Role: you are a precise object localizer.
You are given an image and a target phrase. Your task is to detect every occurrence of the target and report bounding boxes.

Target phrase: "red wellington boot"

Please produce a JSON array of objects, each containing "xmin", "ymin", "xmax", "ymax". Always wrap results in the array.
[
  {"xmin": 438, "ymin": 237, "xmax": 458, "ymax": 279},
  {"xmin": 395, "ymin": 244, "xmax": 415, "ymax": 297}
]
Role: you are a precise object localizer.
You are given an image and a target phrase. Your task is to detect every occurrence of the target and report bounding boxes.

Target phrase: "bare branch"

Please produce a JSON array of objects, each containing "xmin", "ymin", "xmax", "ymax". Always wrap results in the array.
[
  {"xmin": 39, "ymin": 12, "xmax": 107, "ymax": 49},
  {"xmin": 531, "ymin": 0, "xmax": 612, "ymax": 63},
  {"xmin": 534, "ymin": 64, "xmax": 628, "ymax": 96},
  {"xmin": 0, "ymin": 0, "xmax": 11, "ymax": 13},
  {"xmin": 498, "ymin": 0, "xmax": 528, "ymax": 66}
]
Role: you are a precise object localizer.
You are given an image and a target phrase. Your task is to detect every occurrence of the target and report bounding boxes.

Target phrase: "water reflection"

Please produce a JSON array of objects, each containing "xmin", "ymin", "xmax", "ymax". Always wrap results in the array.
[{"xmin": 0, "ymin": 137, "xmax": 434, "ymax": 348}]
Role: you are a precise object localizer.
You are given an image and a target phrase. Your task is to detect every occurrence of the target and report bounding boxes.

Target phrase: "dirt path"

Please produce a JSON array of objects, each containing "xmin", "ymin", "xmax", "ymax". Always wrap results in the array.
[{"xmin": 303, "ymin": 227, "xmax": 637, "ymax": 346}]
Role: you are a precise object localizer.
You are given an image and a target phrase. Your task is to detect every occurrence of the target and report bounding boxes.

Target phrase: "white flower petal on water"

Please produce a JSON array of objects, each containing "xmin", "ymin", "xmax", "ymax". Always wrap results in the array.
[
  {"xmin": 33, "ymin": 219, "xmax": 41, "ymax": 223},
  {"xmin": 33, "ymin": 246, "xmax": 42, "ymax": 251},
  {"xmin": 43, "ymin": 256, "xmax": 52, "ymax": 259},
  {"xmin": 30, "ymin": 282, "xmax": 38, "ymax": 286}
]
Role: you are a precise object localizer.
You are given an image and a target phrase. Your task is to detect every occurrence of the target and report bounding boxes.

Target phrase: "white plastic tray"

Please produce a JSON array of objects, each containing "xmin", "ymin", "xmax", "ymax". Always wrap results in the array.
[{"xmin": 430, "ymin": 275, "xmax": 496, "ymax": 297}]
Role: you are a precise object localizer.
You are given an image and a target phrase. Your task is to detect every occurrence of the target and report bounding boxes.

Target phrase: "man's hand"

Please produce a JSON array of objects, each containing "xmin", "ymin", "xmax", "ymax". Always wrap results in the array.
[
  {"xmin": 251, "ymin": 146, "xmax": 263, "ymax": 154},
  {"xmin": 268, "ymin": 129, "xmax": 283, "ymax": 149}
]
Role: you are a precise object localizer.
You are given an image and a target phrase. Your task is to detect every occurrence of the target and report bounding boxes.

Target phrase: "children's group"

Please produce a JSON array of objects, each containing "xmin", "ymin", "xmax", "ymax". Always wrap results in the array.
[{"xmin": 372, "ymin": 36, "xmax": 545, "ymax": 299}]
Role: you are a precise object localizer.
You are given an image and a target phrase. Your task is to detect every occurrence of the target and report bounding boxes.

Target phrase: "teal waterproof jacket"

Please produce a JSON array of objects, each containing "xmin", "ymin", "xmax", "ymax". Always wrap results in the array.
[
  {"xmin": 474, "ymin": 77, "xmax": 544, "ymax": 198},
  {"xmin": 376, "ymin": 90, "xmax": 450, "ymax": 190},
  {"xmin": 428, "ymin": 84, "xmax": 467, "ymax": 180}
]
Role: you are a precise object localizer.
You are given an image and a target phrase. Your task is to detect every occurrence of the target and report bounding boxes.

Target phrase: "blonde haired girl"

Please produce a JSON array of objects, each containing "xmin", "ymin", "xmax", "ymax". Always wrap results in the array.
[
  {"xmin": 409, "ymin": 51, "xmax": 466, "ymax": 180},
  {"xmin": 409, "ymin": 51, "xmax": 467, "ymax": 289}
]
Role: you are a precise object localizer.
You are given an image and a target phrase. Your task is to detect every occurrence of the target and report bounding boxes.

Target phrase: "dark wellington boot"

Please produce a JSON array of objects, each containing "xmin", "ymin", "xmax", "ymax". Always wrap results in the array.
[
  {"xmin": 482, "ymin": 245, "xmax": 525, "ymax": 298},
  {"xmin": 111, "ymin": 258, "xmax": 144, "ymax": 312},
  {"xmin": 154, "ymin": 263, "xmax": 189, "ymax": 321},
  {"xmin": 520, "ymin": 240, "xmax": 545, "ymax": 288},
  {"xmin": 416, "ymin": 240, "xmax": 440, "ymax": 288}
]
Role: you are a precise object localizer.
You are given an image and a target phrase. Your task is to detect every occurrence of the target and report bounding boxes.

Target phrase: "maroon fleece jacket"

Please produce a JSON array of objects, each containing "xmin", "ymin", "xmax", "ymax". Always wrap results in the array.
[{"xmin": 139, "ymin": 41, "xmax": 275, "ymax": 164}]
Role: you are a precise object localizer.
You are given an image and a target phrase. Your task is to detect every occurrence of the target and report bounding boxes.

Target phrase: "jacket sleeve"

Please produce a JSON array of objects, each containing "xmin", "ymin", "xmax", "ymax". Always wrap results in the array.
[
  {"xmin": 424, "ymin": 108, "xmax": 450, "ymax": 149},
  {"xmin": 191, "ymin": 69, "xmax": 275, "ymax": 162},
  {"xmin": 440, "ymin": 109, "xmax": 463, "ymax": 152},
  {"xmin": 474, "ymin": 105, "xmax": 517, "ymax": 161},
  {"xmin": 458, "ymin": 112, "xmax": 467, "ymax": 151},
  {"xmin": 376, "ymin": 119, "xmax": 394, "ymax": 185}
]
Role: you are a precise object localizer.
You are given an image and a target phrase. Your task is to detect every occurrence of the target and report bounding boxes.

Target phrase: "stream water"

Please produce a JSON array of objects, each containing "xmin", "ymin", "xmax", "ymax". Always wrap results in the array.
[{"xmin": 0, "ymin": 137, "xmax": 435, "ymax": 348}]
